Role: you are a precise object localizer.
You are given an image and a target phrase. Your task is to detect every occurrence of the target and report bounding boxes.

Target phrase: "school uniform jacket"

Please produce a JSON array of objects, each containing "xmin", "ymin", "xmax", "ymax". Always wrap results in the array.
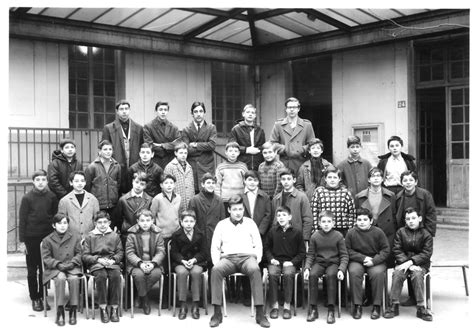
[
  {"xmin": 143, "ymin": 117, "xmax": 181, "ymax": 169},
  {"xmin": 377, "ymin": 152, "xmax": 416, "ymax": 177},
  {"xmin": 58, "ymin": 191, "xmax": 99, "ymax": 239},
  {"xmin": 240, "ymin": 189, "xmax": 272, "ymax": 237},
  {"xmin": 47, "ymin": 150, "xmax": 83, "ymax": 199},
  {"xmin": 102, "ymin": 118, "xmax": 143, "ymax": 168},
  {"xmin": 337, "ymin": 157, "xmax": 373, "ymax": 199},
  {"xmin": 181, "ymin": 120, "xmax": 217, "ymax": 192},
  {"xmin": 115, "ymin": 191, "xmax": 153, "ymax": 233},
  {"xmin": 229, "ymin": 120, "xmax": 265, "ymax": 171},
  {"xmin": 296, "ymin": 158, "xmax": 333, "ymax": 200},
  {"xmin": 83, "ymin": 227, "xmax": 123, "ymax": 273},
  {"xmin": 170, "ymin": 227, "xmax": 207, "ymax": 270},
  {"xmin": 85, "ymin": 157, "xmax": 121, "ymax": 209},
  {"xmin": 164, "ymin": 157, "xmax": 195, "ymax": 210},
  {"xmin": 42, "ymin": 230, "xmax": 83, "ymax": 283},
  {"xmin": 127, "ymin": 160, "xmax": 163, "ymax": 197},
  {"xmin": 125, "ymin": 224, "xmax": 165, "ymax": 273},
  {"xmin": 393, "ymin": 225, "xmax": 433, "ymax": 271}
]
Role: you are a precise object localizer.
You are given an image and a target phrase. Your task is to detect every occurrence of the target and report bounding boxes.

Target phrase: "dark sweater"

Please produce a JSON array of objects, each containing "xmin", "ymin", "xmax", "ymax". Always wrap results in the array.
[
  {"xmin": 345, "ymin": 226, "xmax": 390, "ymax": 266},
  {"xmin": 264, "ymin": 225, "xmax": 306, "ymax": 267},
  {"xmin": 305, "ymin": 229, "xmax": 348, "ymax": 273},
  {"xmin": 19, "ymin": 188, "xmax": 58, "ymax": 242}
]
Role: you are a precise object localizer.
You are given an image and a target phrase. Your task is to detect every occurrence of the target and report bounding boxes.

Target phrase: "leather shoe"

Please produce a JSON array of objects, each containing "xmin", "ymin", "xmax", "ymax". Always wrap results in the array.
[
  {"xmin": 416, "ymin": 306, "xmax": 433, "ymax": 322},
  {"xmin": 56, "ymin": 306, "xmax": 65, "ymax": 326},
  {"xmin": 100, "ymin": 307, "xmax": 109, "ymax": 323},
  {"xmin": 370, "ymin": 305, "xmax": 380, "ymax": 320},
  {"xmin": 269, "ymin": 308, "xmax": 279, "ymax": 319},
  {"xmin": 69, "ymin": 307, "xmax": 77, "ymax": 325},
  {"xmin": 383, "ymin": 303, "xmax": 399, "ymax": 318},
  {"xmin": 191, "ymin": 304, "xmax": 200, "ymax": 319},
  {"xmin": 142, "ymin": 296, "xmax": 151, "ymax": 315},
  {"xmin": 209, "ymin": 313, "xmax": 223, "ymax": 327},
  {"xmin": 307, "ymin": 307, "xmax": 319, "ymax": 322},
  {"xmin": 179, "ymin": 306, "xmax": 188, "ymax": 320},
  {"xmin": 282, "ymin": 309, "xmax": 291, "ymax": 319},
  {"xmin": 110, "ymin": 307, "xmax": 120, "ymax": 322},
  {"xmin": 32, "ymin": 299, "xmax": 43, "ymax": 312},
  {"xmin": 256, "ymin": 314, "xmax": 271, "ymax": 328},
  {"xmin": 401, "ymin": 297, "xmax": 416, "ymax": 306},
  {"xmin": 327, "ymin": 310, "xmax": 335, "ymax": 324},
  {"xmin": 352, "ymin": 305, "xmax": 362, "ymax": 319}
]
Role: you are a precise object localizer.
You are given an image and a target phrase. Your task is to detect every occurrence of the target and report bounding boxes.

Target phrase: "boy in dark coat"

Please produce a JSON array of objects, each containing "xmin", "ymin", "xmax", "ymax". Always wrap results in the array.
[{"xmin": 127, "ymin": 143, "xmax": 163, "ymax": 197}]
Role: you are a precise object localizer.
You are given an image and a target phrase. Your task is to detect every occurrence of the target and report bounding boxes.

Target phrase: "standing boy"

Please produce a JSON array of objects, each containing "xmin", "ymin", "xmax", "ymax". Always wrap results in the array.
[
  {"xmin": 258, "ymin": 141, "xmax": 285, "ymax": 199},
  {"xmin": 337, "ymin": 135, "xmax": 373, "ymax": 199},
  {"xmin": 19, "ymin": 169, "xmax": 58, "ymax": 311},
  {"xmin": 127, "ymin": 142, "xmax": 163, "ymax": 198},
  {"xmin": 47, "ymin": 138, "xmax": 83, "ymax": 200}
]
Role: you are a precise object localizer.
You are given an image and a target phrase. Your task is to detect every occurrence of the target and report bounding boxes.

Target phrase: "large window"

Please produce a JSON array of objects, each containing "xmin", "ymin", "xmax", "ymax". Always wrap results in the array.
[{"xmin": 69, "ymin": 45, "xmax": 117, "ymax": 129}]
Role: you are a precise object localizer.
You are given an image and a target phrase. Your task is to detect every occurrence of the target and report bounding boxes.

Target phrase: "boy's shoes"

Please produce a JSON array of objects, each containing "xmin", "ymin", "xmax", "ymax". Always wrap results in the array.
[
  {"xmin": 56, "ymin": 306, "xmax": 65, "ymax": 326},
  {"xmin": 100, "ymin": 307, "xmax": 109, "ymax": 323},
  {"xmin": 256, "ymin": 314, "xmax": 271, "ymax": 328},
  {"xmin": 327, "ymin": 310, "xmax": 335, "ymax": 324},
  {"xmin": 282, "ymin": 309, "xmax": 291, "ymax": 319},
  {"xmin": 269, "ymin": 308, "xmax": 279, "ymax": 319},
  {"xmin": 209, "ymin": 313, "xmax": 223, "ymax": 327},
  {"xmin": 32, "ymin": 299, "xmax": 43, "ymax": 312},
  {"xmin": 179, "ymin": 305, "xmax": 188, "ymax": 320},
  {"xmin": 142, "ymin": 296, "xmax": 151, "ymax": 315},
  {"xmin": 370, "ymin": 305, "xmax": 380, "ymax": 319},
  {"xmin": 307, "ymin": 307, "xmax": 319, "ymax": 322},
  {"xmin": 110, "ymin": 307, "xmax": 120, "ymax": 322},
  {"xmin": 401, "ymin": 297, "xmax": 416, "ymax": 306},
  {"xmin": 69, "ymin": 306, "xmax": 77, "ymax": 325},
  {"xmin": 384, "ymin": 303, "xmax": 399, "ymax": 318},
  {"xmin": 352, "ymin": 305, "xmax": 362, "ymax": 319},
  {"xmin": 191, "ymin": 303, "xmax": 200, "ymax": 319},
  {"xmin": 416, "ymin": 306, "xmax": 433, "ymax": 321}
]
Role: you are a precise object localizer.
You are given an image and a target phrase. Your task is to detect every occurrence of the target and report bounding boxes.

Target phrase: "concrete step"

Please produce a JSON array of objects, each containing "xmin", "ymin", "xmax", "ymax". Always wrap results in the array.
[{"xmin": 436, "ymin": 208, "xmax": 469, "ymax": 217}]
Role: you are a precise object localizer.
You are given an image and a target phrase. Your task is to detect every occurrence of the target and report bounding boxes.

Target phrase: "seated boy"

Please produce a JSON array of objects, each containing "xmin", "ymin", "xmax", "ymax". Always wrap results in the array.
[
  {"xmin": 127, "ymin": 142, "xmax": 163, "ymax": 198},
  {"xmin": 258, "ymin": 141, "xmax": 284, "ymax": 199},
  {"xmin": 83, "ymin": 211, "xmax": 124, "ymax": 323},
  {"xmin": 345, "ymin": 208, "xmax": 390, "ymax": 320},
  {"xmin": 384, "ymin": 207, "xmax": 433, "ymax": 321},
  {"xmin": 125, "ymin": 209, "xmax": 165, "ymax": 315},
  {"xmin": 42, "ymin": 213, "xmax": 82, "ymax": 326},
  {"xmin": 209, "ymin": 195, "xmax": 270, "ymax": 328},
  {"xmin": 304, "ymin": 210, "xmax": 348, "ymax": 324},
  {"xmin": 265, "ymin": 206, "xmax": 305, "ymax": 320},
  {"xmin": 170, "ymin": 210, "xmax": 207, "ymax": 320}
]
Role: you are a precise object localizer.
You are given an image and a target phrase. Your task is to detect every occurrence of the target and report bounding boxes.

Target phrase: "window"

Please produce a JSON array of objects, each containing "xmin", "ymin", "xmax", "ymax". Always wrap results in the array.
[
  {"xmin": 450, "ymin": 87, "xmax": 469, "ymax": 159},
  {"xmin": 69, "ymin": 45, "xmax": 117, "ymax": 129}
]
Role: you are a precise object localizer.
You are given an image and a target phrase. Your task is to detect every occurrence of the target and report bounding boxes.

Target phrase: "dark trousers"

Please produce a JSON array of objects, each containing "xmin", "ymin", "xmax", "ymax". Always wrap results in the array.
[
  {"xmin": 131, "ymin": 267, "xmax": 162, "ymax": 297},
  {"xmin": 92, "ymin": 268, "xmax": 122, "ymax": 305},
  {"xmin": 25, "ymin": 237, "xmax": 44, "ymax": 301},
  {"xmin": 267, "ymin": 264, "xmax": 296, "ymax": 305},
  {"xmin": 309, "ymin": 263, "xmax": 338, "ymax": 306},
  {"xmin": 175, "ymin": 265, "xmax": 203, "ymax": 302},
  {"xmin": 55, "ymin": 272, "xmax": 80, "ymax": 306},
  {"xmin": 348, "ymin": 262, "xmax": 386, "ymax": 306}
]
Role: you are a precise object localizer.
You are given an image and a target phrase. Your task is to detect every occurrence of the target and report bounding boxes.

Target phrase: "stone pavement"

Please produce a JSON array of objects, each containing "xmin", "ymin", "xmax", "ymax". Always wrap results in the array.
[{"xmin": 3, "ymin": 229, "xmax": 471, "ymax": 331}]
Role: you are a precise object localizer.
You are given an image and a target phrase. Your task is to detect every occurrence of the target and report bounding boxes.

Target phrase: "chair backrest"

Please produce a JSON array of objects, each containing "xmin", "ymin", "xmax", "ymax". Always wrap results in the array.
[{"xmin": 167, "ymin": 240, "xmax": 172, "ymax": 274}]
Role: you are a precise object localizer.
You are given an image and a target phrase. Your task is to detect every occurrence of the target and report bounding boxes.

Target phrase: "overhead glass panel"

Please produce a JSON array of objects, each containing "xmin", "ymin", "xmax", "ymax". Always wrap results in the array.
[
  {"xmin": 165, "ymin": 12, "xmax": 215, "ymax": 35},
  {"xmin": 143, "ymin": 9, "xmax": 193, "ymax": 32},
  {"xmin": 119, "ymin": 8, "xmax": 171, "ymax": 29},
  {"xmin": 94, "ymin": 8, "xmax": 142, "ymax": 25},
  {"xmin": 255, "ymin": 20, "xmax": 301, "ymax": 40},
  {"xmin": 284, "ymin": 12, "xmax": 337, "ymax": 33},
  {"xmin": 68, "ymin": 8, "xmax": 109, "ymax": 22},
  {"xmin": 37, "ymin": 8, "xmax": 77, "ymax": 18},
  {"xmin": 315, "ymin": 8, "xmax": 359, "ymax": 26}
]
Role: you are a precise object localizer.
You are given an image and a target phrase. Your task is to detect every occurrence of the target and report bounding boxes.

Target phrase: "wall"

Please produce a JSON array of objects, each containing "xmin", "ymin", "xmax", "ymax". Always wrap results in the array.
[
  {"xmin": 332, "ymin": 42, "xmax": 412, "ymax": 166},
  {"xmin": 9, "ymin": 38, "xmax": 69, "ymax": 128}
]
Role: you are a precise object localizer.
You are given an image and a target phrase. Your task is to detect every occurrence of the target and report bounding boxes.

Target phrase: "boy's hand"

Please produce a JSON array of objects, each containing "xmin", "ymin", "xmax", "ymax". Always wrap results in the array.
[
  {"xmin": 270, "ymin": 259, "xmax": 280, "ymax": 266},
  {"xmin": 337, "ymin": 270, "xmax": 344, "ymax": 280},
  {"xmin": 64, "ymin": 262, "xmax": 75, "ymax": 270},
  {"xmin": 140, "ymin": 262, "xmax": 148, "ymax": 272},
  {"xmin": 303, "ymin": 269, "xmax": 310, "ymax": 280},
  {"xmin": 97, "ymin": 258, "xmax": 109, "ymax": 266},
  {"xmin": 282, "ymin": 261, "xmax": 293, "ymax": 267},
  {"xmin": 246, "ymin": 147, "xmax": 261, "ymax": 155},
  {"xmin": 363, "ymin": 257, "xmax": 374, "ymax": 267},
  {"xmin": 305, "ymin": 241, "xmax": 309, "ymax": 252},
  {"xmin": 57, "ymin": 263, "xmax": 68, "ymax": 272},
  {"xmin": 409, "ymin": 265, "xmax": 422, "ymax": 272},
  {"xmin": 395, "ymin": 260, "xmax": 412, "ymax": 272}
]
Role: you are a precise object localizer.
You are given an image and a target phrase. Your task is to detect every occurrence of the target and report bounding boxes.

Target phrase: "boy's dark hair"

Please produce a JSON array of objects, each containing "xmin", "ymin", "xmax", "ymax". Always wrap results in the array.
[
  {"xmin": 161, "ymin": 173, "xmax": 176, "ymax": 183},
  {"xmin": 225, "ymin": 141, "xmax": 240, "ymax": 151},
  {"xmin": 228, "ymin": 194, "xmax": 244, "ymax": 207},
  {"xmin": 347, "ymin": 135, "xmax": 361, "ymax": 148},
  {"xmin": 52, "ymin": 213, "xmax": 69, "ymax": 225},
  {"xmin": 387, "ymin": 135, "xmax": 404, "ymax": 147},
  {"xmin": 284, "ymin": 97, "xmax": 300, "ymax": 108},
  {"xmin": 261, "ymin": 141, "xmax": 276, "ymax": 152},
  {"xmin": 136, "ymin": 209, "xmax": 153, "ymax": 220},
  {"xmin": 174, "ymin": 142, "xmax": 188, "ymax": 152},
  {"xmin": 140, "ymin": 142, "xmax": 153, "ymax": 150},
  {"xmin": 324, "ymin": 166, "xmax": 341, "ymax": 178},
  {"xmin": 404, "ymin": 207, "xmax": 420, "ymax": 217},
  {"xmin": 98, "ymin": 139, "xmax": 113, "ymax": 150},
  {"xmin": 368, "ymin": 167, "xmax": 383, "ymax": 179},
  {"xmin": 95, "ymin": 210, "xmax": 111, "ymax": 222},
  {"xmin": 133, "ymin": 171, "xmax": 149, "ymax": 183},
  {"xmin": 201, "ymin": 172, "xmax": 217, "ymax": 183},
  {"xmin": 400, "ymin": 170, "xmax": 418, "ymax": 183},
  {"xmin": 32, "ymin": 169, "xmax": 47, "ymax": 180},
  {"xmin": 59, "ymin": 138, "xmax": 76, "ymax": 149},
  {"xmin": 319, "ymin": 210, "xmax": 334, "ymax": 220},
  {"xmin": 69, "ymin": 170, "xmax": 86, "ymax": 182},
  {"xmin": 244, "ymin": 170, "xmax": 260, "ymax": 182},
  {"xmin": 191, "ymin": 101, "xmax": 206, "ymax": 113},
  {"xmin": 180, "ymin": 209, "xmax": 197, "ymax": 221},
  {"xmin": 356, "ymin": 208, "xmax": 373, "ymax": 220},
  {"xmin": 279, "ymin": 168, "xmax": 295, "ymax": 178},
  {"xmin": 275, "ymin": 205, "xmax": 291, "ymax": 215},
  {"xmin": 155, "ymin": 101, "xmax": 169, "ymax": 111},
  {"xmin": 308, "ymin": 138, "xmax": 324, "ymax": 151},
  {"xmin": 115, "ymin": 99, "xmax": 130, "ymax": 110}
]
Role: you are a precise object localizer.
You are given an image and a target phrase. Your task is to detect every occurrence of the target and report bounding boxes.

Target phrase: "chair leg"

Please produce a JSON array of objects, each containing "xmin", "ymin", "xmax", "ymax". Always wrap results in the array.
[
  {"xmin": 222, "ymin": 279, "xmax": 227, "ymax": 317},
  {"xmin": 426, "ymin": 274, "xmax": 432, "ymax": 311},
  {"xmin": 83, "ymin": 277, "xmax": 89, "ymax": 319},
  {"xmin": 172, "ymin": 275, "xmax": 177, "ymax": 317},
  {"xmin": 203, "ymin": 273, "xmax": 208, "ymax": 315},
  {"xmin": 462, "ymin": 266, "xmax": 469, "ymax": 296},
  {"xmin": 294, "ymin": 275, "xmax": 297, "ymax": 316},
  {"xmin": 337, "ymin": 279, "xmax": 341, "ymax": 318},
  {"xmin": 250, "ymin": 295, "xmax": 254, "ymax": 317},
  {"xmin": 91, "ymin": 277, "xmax": 95, "ymax": 320},
  {"xmin": 119, "ymin": 275, "xmax": 123, "ymax": 317},
  {"xmin": 158, "ymin": 275, "xmax": 163, "ymax": 316},
  {"xmin": 43, "ymin": 285, "xmax": 48, "ymax": 317}
]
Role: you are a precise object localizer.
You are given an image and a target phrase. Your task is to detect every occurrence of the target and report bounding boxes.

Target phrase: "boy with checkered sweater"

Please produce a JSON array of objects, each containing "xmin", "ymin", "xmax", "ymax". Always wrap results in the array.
[{"xmin": 258, "ymin": 142, "xmax": 284, "ymax": 199}]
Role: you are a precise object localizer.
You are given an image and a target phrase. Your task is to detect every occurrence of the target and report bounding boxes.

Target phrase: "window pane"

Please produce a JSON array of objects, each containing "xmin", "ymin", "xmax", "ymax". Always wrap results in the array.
[
  {"xmin": 432, "ymin": 64, "xmax": 444, "ymax": 80},
  {"xmin": 105, "ymin": 113, "xmax": 115, "ymax": 124},
  {"xmin": 94, "ymin": 64, "xmax": 104, "ymax": 79},
  {"xmin": 452, "ymin": 143, "xmax": 464, "ymax": 159},
  {"xmin": 69, "ymin": 95, "xmax": 76, "ymax": 111},
  {"xmin": 94, "ymin": 97, "xmax": 104, "ymax": 113},
  {"xmin": 93, "ymin": 80, "xmax": 104, "ymax": 96},
  {"xmin": 465, "ymin": 143, "xmax": 469, "ymax": 158},
  {"xmin": 451, "ymin": 89, "xmax": 463, "ymax": 105},
  {"xmin": 94, "ymin": 114, "xmax": 104, "ymax": 129},
  {"xmin": 431, "ymin": 49, "xmax": 444, "ymax": 62},
  {"xmin": 104, "ymin": 48, "xmax": 115, "ymax": 64},
  {"xmin": 105, "ymin": 81, "xmax": 115, "ymax": 97},
  {"xmin": 77, "ymin": 96, "xmax": 88, "ymax": 112},
  {"xmin": 419, "ymin": 66, "xmax": 430, "ymax": 81},
  {"xmin": 419, "ymin": 49, "xmax": 430, "ymax": 64},
  {"xmin": 106, "ymin": 99, "xmax": 116, "ymax": 113},
  {"xmin": 74, "ymin": 45, "xmax": 88, "ymax": 60},
  {"xmin": 451, "ymin": 61, "xmax": 463, "ymax": 79},
  {"xmin": 92, "ymin": 47, "xmax": 104, "ymax": 63},
  {"xmin": 465, "ymin": 89, "xmax": 469, "ymax": 104},
  {"xmin": 449, "ymin": 46, "xmax": 463, "ymax": 61},
  {"xmin": 105, "ymin": 65, "xmax": 115, "ymax": 80},
  {"xmin": 76, "ymin": 62, "xmax": 89, "ymax": 79},
  {"xmin": 77, "ymin": 79, "xmax": 88, "ymax": 95},
  {"xmin": 452, "ymin": 124, "xmax": 464, "ymax": 141},
  {"xmin": 69, "ymin": 79, "xmax": 76, "ymax": 94},
  {"xmin": 452, "ymin": 107, "xmax": 464, "ymax": 123},
  {"xmin": 77, "ymin": 113, "xmax": 89, "ymax": 128},
  {"xmin": 465, "ymin": 124, "xmax": 469, "ymax": 140},
  {"xmin": 69, "ymin": 113, "xmax": 76, "ymax": 128},
  {"xmin": 465, "ymin": 106, "xmax": 469, "ymax": 122}
]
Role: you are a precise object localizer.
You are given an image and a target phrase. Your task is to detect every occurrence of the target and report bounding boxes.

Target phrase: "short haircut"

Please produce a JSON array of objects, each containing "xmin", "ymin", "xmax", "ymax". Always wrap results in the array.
[
  {"xmin": 95, "ymin": 210, "xmax": 110, "ymax": 222},
  {"xmin": 244, "ymin": 170, "xmax": 260, "ymax": 182},
  {"xmin": 174, "ymin": 142, "xmax": 188, "ymax": 152},
  {"xmin": 261, "ymin": 141, "xmax": 276, "ymax": 151},
  {"xmin": 155, "ymin": 101, "xmax": 169, "ymax": 111},
  {"xmin": 279, "ymin": 168, "xmax": 295, "ymax": 178},
  {"xmin": 161, "ymin": 173, "xmax": 176, "ymax": 183},
  {"xmin": 133, "ymin": 171, "xmax": 149, "ymax": 183},
  {"xmin": 69, "ymin": 170, "xmax": 86, "ymax": 182},
  {"xmin": 180, "ymin": 209, "xmax": 197, "ymax": 221},
  {"xmin": 400, "ymin": 170, "xmax": 418, "ymax": 182},
  {"xmin": 368, "ymin": 167, "xmax": 383, "ymax": 178},
  {"xmin": 387, "ymin": 135, "xmax": 404, "ymax": 147},
  {"xmin": 52, "ymin": 213, "xmax": 69, "ymax": 225},
  {"xmin": 140, "ymin": 142, "xmax": 153, "ymax": 150},
  {"xmin": 284, "ymin": 97, "xmax": 300, "ymax": 108},
  {"xmin": 228, "ymin": 194, "xmax": 244, "ymax": 207},
  {"xmin": 201, "ymin": 172, "xmax": 217, "ymax": 183},
  {"xmin": 242, "ymin": 104, "xmax": 256, "ymax": 112},
  {"xmin": 404, "ymin": 207, "xmax": 420, "ymax": 217},
  {"xmin": 225, "ymin": 141, "xmax": 240, "ymax": 151},
  {"xmin": 356, "ymin": 208, "xmax": 373, "ymax": 220},
  {"xmin": 59, "ymin": 138, "xmax": 76, "ymax": 149},
  {"xmin": 115, "ymin": 99, "xmax": 130, "ymax": 110},
  {"xmin": 319, "ymin": 210, "xmax": 334, "ymax": 220},
  {"xmin": 275, "ymin": 205, "xmax": 291, "ymax": 215},
  {"xmin": 191, "ymin": 101, "xmax": 206, "ymax": 113},
  {"xmin": 136, "ymin": 209, "xmax": 153, "ymax": 220},
  {"xmin": 347, "ymin": 135, "xmax": 361, "ymax": 148},
  {"xmin": 308, "ymin": 138, "xmax": 324, "ymax": 151},
  {"xmin": 324, "ymin": 166, "xmax": 341, "ymax": 178},
  {"xmin": 98, "ymin": 139, "xmax": 113, "ymax": 150},
  {"xmin": 32, "ymin": 169, "xmax": 47, "ymax": 180}
]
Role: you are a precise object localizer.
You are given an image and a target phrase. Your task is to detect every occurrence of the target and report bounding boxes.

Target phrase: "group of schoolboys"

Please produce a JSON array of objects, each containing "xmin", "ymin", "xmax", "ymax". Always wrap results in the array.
[{"xmin": 19, "ymin": 98, "xmax": 436, "ymax": 329}]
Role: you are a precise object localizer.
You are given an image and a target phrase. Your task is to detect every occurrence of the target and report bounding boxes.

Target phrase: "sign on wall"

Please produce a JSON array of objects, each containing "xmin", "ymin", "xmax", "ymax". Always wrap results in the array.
[{"xmin": 352, "ymin": 123, "xmax": 385, "ymax": 166}]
